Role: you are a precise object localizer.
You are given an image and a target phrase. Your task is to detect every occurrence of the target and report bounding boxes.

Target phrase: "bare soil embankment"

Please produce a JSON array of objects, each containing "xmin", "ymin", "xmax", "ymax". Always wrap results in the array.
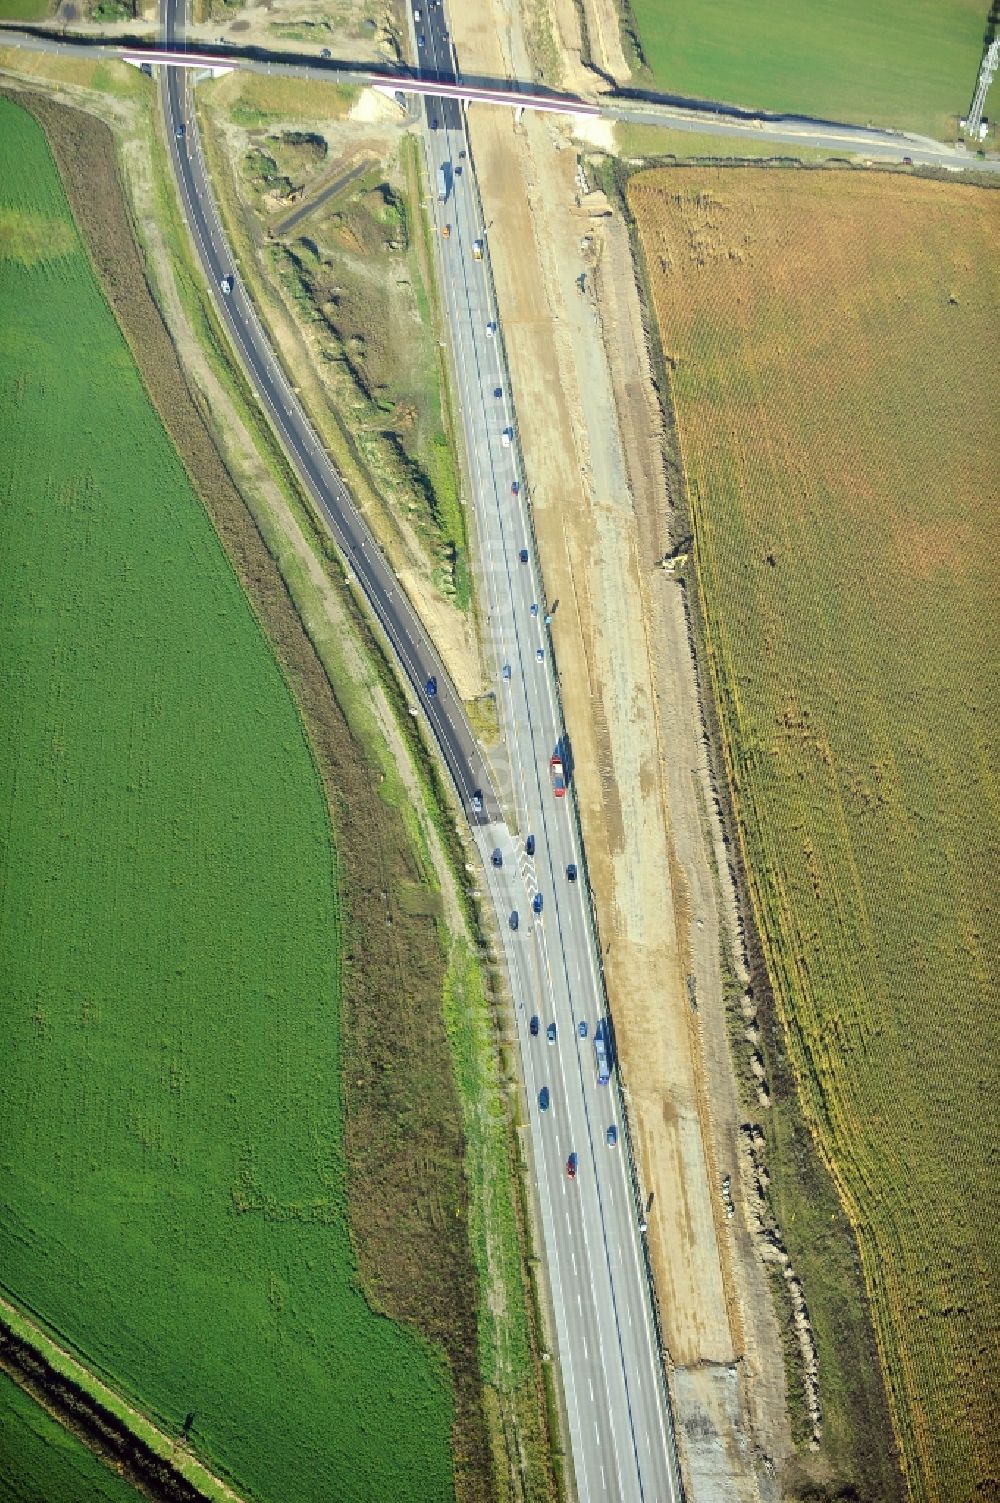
[{"xmin": 3, "ymin": 82, "xmax": 501, "ymax": 1503}]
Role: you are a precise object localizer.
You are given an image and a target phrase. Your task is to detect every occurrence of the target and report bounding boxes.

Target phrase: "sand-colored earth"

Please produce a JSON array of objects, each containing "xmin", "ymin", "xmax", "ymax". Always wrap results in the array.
[{"xmin": 448, "ymin": 3, "xmax": 791, "ymax": 1499}]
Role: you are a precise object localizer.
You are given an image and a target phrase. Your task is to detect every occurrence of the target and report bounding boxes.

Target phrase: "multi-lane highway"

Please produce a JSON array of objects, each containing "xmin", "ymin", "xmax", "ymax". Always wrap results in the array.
[
  {"xmin": 158, "ymin": 0, "xmax": 502, "ymax": 832},
  {"xmin": 2, "ymin": 11, "xmax": 993, "ymax": 1497},
  {"xmin": 151, "ymin": 4, "xmax": 683, "ymax": 1497},
  {"xmin": 407, "ymin": 7, "xmax": 684, "ymax": 1502},
  {"xmin": 154, "ymin": 0, "xmax": 685, "ymax": 1494}
]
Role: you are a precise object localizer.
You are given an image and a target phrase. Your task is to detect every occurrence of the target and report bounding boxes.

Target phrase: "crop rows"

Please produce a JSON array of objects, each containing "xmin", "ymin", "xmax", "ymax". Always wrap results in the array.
[
  {"xmin": 0, "ymin": 96, "xmax": 454, "ymax": 1503},
  {"xmin": 630, "ymin": 167, "xmax": 999, "ymax": 1502}
]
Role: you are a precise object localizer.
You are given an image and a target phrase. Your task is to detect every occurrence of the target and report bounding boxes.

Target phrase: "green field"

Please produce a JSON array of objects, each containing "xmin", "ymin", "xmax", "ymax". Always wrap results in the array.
[
  {"xmin": 0, "ymin": 1371, "xmax": 140, "ymax": 1503},
  {"xmin": 626, "ymin": 0, "xmax": 992, "ymax": 139},
  {"xmin": 631, "ymin": 167, "xmax": 999, "ymax": 1502},
  {"xmin": 0, "ymin": 94, "xmax": 453, "ymax": 1503},
  {"xmin": 0, "ymin": 0, "xmax": 50, "ymax": 19}
]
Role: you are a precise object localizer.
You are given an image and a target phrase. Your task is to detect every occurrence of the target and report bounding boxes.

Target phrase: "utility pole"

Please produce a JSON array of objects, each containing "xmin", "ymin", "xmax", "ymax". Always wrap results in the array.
[{"xmin": 963, "ymin": 35, "xmax": 999, "ymax": 141}]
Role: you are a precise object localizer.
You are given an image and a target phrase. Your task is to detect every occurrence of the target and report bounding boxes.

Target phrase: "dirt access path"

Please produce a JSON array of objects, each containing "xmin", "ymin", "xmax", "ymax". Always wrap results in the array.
[{"xmin": 448, "ymin": 4, "xmax": 790, "ymax": 1499}]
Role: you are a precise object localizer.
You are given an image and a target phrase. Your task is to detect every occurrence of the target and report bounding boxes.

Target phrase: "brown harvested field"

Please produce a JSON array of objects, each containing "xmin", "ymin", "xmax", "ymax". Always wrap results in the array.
[{"xmin": 629, "ymin": 166, "xmax": 999, "ymax": 1503}]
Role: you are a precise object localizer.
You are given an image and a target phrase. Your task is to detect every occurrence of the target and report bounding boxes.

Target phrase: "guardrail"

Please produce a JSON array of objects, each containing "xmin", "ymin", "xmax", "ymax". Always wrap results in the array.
[{"xmin": 459, "ymin": 103, "xmax": 686, "ymax": 1501}]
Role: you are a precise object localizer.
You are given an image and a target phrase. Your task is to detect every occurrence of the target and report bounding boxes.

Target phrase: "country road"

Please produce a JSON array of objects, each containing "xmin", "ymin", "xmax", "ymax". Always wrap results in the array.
[{"xmin": 2, "ymin": 22, "xmax": 996, "ymax": 171}]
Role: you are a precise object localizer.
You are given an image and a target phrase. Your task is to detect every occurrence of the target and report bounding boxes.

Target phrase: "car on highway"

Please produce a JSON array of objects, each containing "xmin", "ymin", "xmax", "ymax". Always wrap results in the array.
[
  {"xmin": 538, "ymin": 1086, "xmax": 550, "ymax": 1112},
  {"xmin": 320, "ymin": 46, "xmax": 332, "ymax": 57},
  {"xmin": 418, "ymin": 32, "xmax": 426, "ymax": 46},
  {"xmin": 535, "ymin": 648, "xmax": 544, "ymax": 663},
  {"xmin": 425, "ymin": 675, "xmax": 437, "ymax": 696},
  {"xmin": 174, "ymin": 122, "xmax": 186, "ymax": 139},
  {"xmin": 532, "ymin": 892, "xmax": 543, "ymax": 915},
  {"xmin": 511, "ymin": 481, "xmax": 520, "ymax": 496},
  {"xmin": 529, "ymin": 1014, "xmax": 539, "ymax": 1037},
  {"xmin": 441, "ymin": 224, "xmax": 451, "ymax": 239},
  {"xmin": 471, "ymin": 789, "xmax": 483, "ymax": 813},
  {"xmin": 519, "ymin": 548, "xmax": 529, "ymax": 564},
  {"xmin": 902, "ymin": 155, "xmax": 913, "ymax": 165},
  {"xmin": 494, "ymin": 385, "xmax": 502, "ymax": 398},
  {"xmin": 567, "ymin": 863, "xmax": 577, "ymax": 881},
  {"xmin": 607, "ymin": 1125, "xmax": 618, "ymax": 1148},
  {"xmin": 501, "ymin": 427, "xmax": 512, "ymax": 447},
  {"xmin": 525, "ymin": 834, "xmax": 535, "ymax": 856},
  {"xmin": 546, "ymin": 1022, "xmax": 557, "ymax": 1045},
  {"xmin": 578, "ymin": 1019, "xmax": 588, "ymax": 1039},
  {"xmin": 220, "ymin": 275, "xmax": 234, "ymax": 295},
  {"xmin": 530, "ymin": 602, "xmax": 538, "ymax": 617},
  {"xmin": 510, "ymin": 910, "xmax": 519, "ymax": 931},
  {"xmin": 491, "ymin": 848, "xmax": 502, "ymax": 869},
  {"xmin": 502, "ymin": 663, "xmax": 512, "ymax": 681},
  {"xmin": 430, "ymin": 116, "xmax": 439, "ymax": 130},
  {"xmin": 566, "ymin": 1153, "xmax": 578, "ymax": 1179},
  {"xmin": 486, "ymin": 321, "xmax": 497, "ymax": 338}
]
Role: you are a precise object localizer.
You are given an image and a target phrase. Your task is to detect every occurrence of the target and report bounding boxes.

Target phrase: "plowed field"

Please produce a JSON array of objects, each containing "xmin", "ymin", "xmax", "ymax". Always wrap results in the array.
[{"xmin": 630, "ymin": 167, "xmax": 999, "ymax": 1502}]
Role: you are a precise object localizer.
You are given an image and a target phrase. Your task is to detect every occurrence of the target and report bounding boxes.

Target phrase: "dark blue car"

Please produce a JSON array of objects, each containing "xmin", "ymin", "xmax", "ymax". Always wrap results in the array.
[
  {"xmin": 538, "ymin": 1087, "xmax": 550, "ymax": 1112},
  {"xmin": 526, "ymin": 834, "xmax": 535, "ymax": 856},
  {"xmin": 529, "ymin": 1015, "xmax": 539, "ymax": 1037},
  {"xmin": 532, "ymin": 892, "xmax": 543, "ymax": 915},
  {"xmin": 425, "ymin": 675, "xmax": 437, "ymax": 697}
]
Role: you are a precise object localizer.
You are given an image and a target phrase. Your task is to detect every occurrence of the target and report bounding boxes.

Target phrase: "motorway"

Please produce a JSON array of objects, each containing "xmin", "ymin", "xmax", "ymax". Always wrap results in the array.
[
  {"xmin": 158, "ymin": 0, "xmax": 500, "ymax": 833},
  {"xmin": 405, "ymin": 6, "xmax": 684, "ymax": 1502},
  {"xmin": 153, "ymin": 0, "xmax": 684, "ymax": 1496},
  {"xmin": 150, "ymin": 1, "xmax": 683, "ymax": 1498},
  {"xmin": 2, "ymin": 13, "xmax": 993, "ymax": 1498}
]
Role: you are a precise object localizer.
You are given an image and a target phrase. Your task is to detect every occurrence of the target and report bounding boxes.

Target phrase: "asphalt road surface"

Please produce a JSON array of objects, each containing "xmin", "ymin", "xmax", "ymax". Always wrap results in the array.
[
  {"xmin": 157, "ymin": 0, "xmax": 503, "ymax": 832},
  {"xmin": 153, "ymin": 0, "xmax": 684, "ymax": 1492},
  {"xmin": 147, "ymin": 2, "xmax": 683, "ymax": 1495},
  {"xmin": 11, "ymin": 9, "xmax": 982, "ymax": 1497},
  {"xmin": 2, "ymin": 25, "xmax": 996, "ymax": 170},
  {"xmin": 409, "ymin": 6, "xmax": 684, "ymax": 1500}
]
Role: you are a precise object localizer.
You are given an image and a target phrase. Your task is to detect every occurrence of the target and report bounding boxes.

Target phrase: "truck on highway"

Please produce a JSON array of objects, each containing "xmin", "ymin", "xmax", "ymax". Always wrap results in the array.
[
  {"xmin": 594, "ymin": 1023, "xmax": 611, "ymax": 1086},
  {"xmin": 472, "ymin": 238, "xmax": 484, "ymax": 260},
  {"xmin": 437, "ymin": 162, "xmax": 449, "ymax": 202},
  {"xmin": 550, "ymin": 754, "xmax": 566, "ymax": 797}
]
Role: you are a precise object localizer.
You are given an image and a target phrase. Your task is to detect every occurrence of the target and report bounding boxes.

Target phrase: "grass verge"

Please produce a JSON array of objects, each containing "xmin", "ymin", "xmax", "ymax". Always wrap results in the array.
[
  {"xmin": 627, "ymin": 162, "xmax": 998, "ymax": 1502},
  {"xmin": 5, "ymin": 78, "xmax": 556, "ymax": 1503},
  {"xmin": 1, "ymin": 85, "xmax": 457, "ymax": 1503}
]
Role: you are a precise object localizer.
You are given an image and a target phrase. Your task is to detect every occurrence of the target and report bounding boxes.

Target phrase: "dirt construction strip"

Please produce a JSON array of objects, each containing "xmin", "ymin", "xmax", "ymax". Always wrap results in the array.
[
  {"xmin": 447, "ymin": 0, "xmax": 791, "ymax": 1496},
  {"xmin": 271, "ymin": 149, "xmax": 376, "ymax": 237},
  {"xmin": 0, "ymin": 1295, "xmax": 245, "ymax": 1503}
]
